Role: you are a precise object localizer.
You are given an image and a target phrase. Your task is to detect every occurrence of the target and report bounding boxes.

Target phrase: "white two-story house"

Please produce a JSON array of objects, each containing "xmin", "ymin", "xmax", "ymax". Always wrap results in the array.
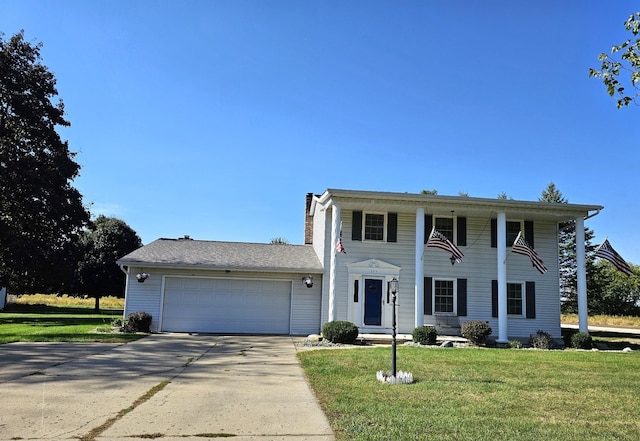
[{"xmin": 118, "ymin": 188, "xmax": 601, "ymax": 342}]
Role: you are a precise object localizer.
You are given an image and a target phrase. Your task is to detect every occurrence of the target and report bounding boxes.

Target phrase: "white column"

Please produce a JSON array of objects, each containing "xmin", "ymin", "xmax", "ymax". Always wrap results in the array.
[
  {"xmin": 497, "ymin": 212, "xmax": 508, "ymax": 343},
  {"xmin": 415, "ymin": 208, "xmax": 425, "ymax": 327},
  {"xmin": 576, "ymin": 216, "xmax": 588, "ymax": 333},
  {"xmin": 328, "ymin": 204, "xmax": 341, "ymax": 322}
]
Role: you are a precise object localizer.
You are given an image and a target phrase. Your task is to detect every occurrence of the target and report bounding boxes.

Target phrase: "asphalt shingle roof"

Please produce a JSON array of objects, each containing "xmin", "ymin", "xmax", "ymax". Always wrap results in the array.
[{"xmin": 118, "ymin": 238, "xmax": 323, "ymax": 273}]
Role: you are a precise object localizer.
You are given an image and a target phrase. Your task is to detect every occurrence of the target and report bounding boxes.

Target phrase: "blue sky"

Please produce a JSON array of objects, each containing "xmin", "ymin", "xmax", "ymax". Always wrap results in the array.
[{"xmin": 2, "ymin": 1, "xmax": 639, "ymax": 264}]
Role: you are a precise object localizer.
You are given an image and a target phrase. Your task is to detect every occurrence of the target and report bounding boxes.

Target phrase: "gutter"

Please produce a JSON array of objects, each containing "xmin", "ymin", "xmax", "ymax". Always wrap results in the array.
[
  {"xmin": 116, "ymin": 261, "xmax": 324, "ymax": 274},
  {"xmin": 321, "ymin": 188, "xmax": 604, "ymax": 214},
  {"xmin": 584, "ymin": 208, "xmax": 602, "ymax": 220}
]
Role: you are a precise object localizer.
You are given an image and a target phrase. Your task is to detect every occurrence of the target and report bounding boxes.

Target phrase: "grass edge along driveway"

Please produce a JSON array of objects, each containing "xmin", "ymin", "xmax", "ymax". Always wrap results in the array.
[
  {"xmin": 0, "ymin": 305, "xmax": 144, "ymax": 344},
  {"xmin": 299, "ymin": 346, "xmax": 640, "ymax": 441}
]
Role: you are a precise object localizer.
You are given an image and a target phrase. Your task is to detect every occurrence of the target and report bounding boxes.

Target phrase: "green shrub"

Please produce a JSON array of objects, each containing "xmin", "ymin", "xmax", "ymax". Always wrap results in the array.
[
  {"xmin": 509, "ymin": 340, "xmax": 523, "ymax": 349},
  {"xmin": 461, "ymin": 320, "xmax": 492, "ymax": 345},
  {"xmin": 124, "ymin": 311, "xmax": 152, "ymax": 333},
  {"xmin": 571, "ymin": 332, "xmax": 593, "ymax": 349},
  {"xmin": 529, "ymin": 330, "xmax": 552, "ymax": 349},
  {"xmin": 412, "ymin": 326, "xmax": 438, "ymax": 345},
  {"xmin": 322, "ymin": 320, "xmax": 359, "ymax": 343}
]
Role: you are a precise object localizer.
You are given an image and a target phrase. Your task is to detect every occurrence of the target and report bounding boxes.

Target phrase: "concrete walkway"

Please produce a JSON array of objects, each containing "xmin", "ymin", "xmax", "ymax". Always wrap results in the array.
[
  {"xmin": 561, "ymin": 324, "xmax": 640, "ymax": 335},
  {"xmin": 0, "ymin": 335, "xmax": 335, "ymax": 441}
]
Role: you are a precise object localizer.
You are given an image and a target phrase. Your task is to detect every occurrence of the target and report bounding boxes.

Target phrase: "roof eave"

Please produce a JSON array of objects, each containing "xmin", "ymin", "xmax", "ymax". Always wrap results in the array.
[
  {"xmin": 319, "ymin": 188, "xmax": 604, "ymax": 219},
  {"xmin": 117, "ymin": 260, "xmax": 324, "ymax": 274}
]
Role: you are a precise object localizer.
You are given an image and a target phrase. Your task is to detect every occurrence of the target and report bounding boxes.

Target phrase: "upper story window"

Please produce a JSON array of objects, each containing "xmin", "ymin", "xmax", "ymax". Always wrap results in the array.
[
  {"xmin": 434, "ymin": 217, "xmax": 454, "ymax": 242},
  {"xmin": 506, "ymin": 221, "xmax": 522, "ymax": 247},
  {"xmin": 352, "ymin": 211, "xmax": 398, "ymax": 243},
  {"xmin": 364, "ymin": 213, "xmax": 385, "ymax": 241},
  {"xmin": 425, "ymin": 215, "xmax": 466, "ymax": 246},
  {"xmin": 491, "ymin": 219, "xmax": 533, "ymax": 248}
]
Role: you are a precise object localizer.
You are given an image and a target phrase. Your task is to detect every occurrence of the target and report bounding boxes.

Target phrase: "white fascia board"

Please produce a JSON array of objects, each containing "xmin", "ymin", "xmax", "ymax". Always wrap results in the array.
[
  {"xmin": 116, "ymin": 260, "xmax": 323, "ymax": 274},
  {"xmin": 309, "ymin": 194, "xmax": 323, "ymax": 216},
  {"xmin": 320, "ymin": 188, "xmax": 603, "ymax": 220}
]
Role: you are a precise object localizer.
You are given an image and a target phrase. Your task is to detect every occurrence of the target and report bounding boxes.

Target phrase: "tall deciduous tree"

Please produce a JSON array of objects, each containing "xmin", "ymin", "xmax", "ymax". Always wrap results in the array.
[
  {"xmin": 76, "ymin": 216, "xmax": 142, "ymax": 311},
  {"xmin": 589, "ymin": 12, "xmax": 640, "ymax": 108},
  {"xmin": 0, "ymin": 31, "xmax": 89, "ymax": 293},
  {"xmin": 589, "ymin": 261, "xmax": 640, "ymax": 316}
]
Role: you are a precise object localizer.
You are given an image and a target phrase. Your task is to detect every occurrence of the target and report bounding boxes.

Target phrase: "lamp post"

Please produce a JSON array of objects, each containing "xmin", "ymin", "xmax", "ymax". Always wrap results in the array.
[{"xmin": 389, "ymin": 277, "xmax": 399, "ymax": 378}]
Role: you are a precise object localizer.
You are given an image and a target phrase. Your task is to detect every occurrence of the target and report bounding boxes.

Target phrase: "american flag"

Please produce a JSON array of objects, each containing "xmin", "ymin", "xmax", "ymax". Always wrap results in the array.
[
  {"xmin": 336, "ymin": 222, "xmax": 346, "ymax": 254},
  {"xmin": 426, "ymin": 227, "xmax": 464, "ymax": 263},
  {"xmin": 511, "ymin": 231, "xmax": 547, "ymax": 274},
  {"xmin": 595, "ymin": 238, "xmax": 633, "ymax": 276}
]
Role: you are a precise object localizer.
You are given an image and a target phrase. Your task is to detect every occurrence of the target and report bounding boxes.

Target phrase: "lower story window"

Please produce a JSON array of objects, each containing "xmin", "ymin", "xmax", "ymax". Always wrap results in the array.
[
  {"xmin": 507, "ymin": 283, "xmax": 523, "ymax": 315},
  {"xmin": 434, "ymin": 280, "xmax": 454, "ymax": 313}
]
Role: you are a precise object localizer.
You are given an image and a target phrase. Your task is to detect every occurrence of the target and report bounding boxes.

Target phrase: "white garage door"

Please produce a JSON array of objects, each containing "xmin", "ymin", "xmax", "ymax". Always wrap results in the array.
[{"xmin": 161, "ymin": 277, "xmax": 292, "ymax": 334}]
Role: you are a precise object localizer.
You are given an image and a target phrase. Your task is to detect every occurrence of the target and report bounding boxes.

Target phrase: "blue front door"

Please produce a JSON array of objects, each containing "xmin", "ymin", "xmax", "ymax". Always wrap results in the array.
[{"xmin": 364, "ymin": 279, "xmax": 383, "ymax": 326}]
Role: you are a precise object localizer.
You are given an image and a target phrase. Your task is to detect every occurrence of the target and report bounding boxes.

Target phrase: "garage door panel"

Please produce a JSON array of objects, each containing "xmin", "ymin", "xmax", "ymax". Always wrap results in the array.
[{"xmin": 161, "ymin": 278, "xmax": 291, "ymax": 334}]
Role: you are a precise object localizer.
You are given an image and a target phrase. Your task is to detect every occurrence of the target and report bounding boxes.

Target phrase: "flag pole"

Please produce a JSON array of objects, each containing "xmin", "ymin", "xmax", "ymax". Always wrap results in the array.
[
  {"xmin": 503, "ymin": 231, "xmax": 521, "ymax": 265},
  {"xmin": 421, "ymin": 226, "xmax": 435, "ymax": 261},
  {"xmin": 594, "ymin": 236, "xmax": 608, "ymax": 253}
]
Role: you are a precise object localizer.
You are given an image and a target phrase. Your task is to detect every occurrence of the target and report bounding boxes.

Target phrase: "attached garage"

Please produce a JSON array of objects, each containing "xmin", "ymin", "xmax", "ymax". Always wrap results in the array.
[
  {"xmin": 118, "ymin": 238, "xmax": 324, "ymax": 335},
  {"xmin": 161, "ymin": 277, "xmax": 292, "ymax": 334}
]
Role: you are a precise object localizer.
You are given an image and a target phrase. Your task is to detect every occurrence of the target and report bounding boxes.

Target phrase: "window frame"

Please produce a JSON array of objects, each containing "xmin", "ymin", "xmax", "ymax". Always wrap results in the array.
[
  {"xmin": 432, "ymin": 278, "xmax": 457, "ymax": 315},
  {"xmin": 433, "ymin": 215, "xmax": 456, "ymax": 243},
  {"xmin": 363, "ymin": 212, "xmax": 387, "ymax": 242},
  {"xmin": 506, "ymin": 220, "xmax": 523, "ymax": 247},
  {"xmin": 507, "ymin": 281, "xmax": 525, "ymax": 317}
]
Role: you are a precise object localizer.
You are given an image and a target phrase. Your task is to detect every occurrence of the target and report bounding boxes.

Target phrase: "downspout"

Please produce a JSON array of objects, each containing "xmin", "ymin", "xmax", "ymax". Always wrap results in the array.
[
  {"xmin": 119, "ymin": 264, "xmax": 130, "ymax": 319},
  {"xmin": 584, "ymin": 208, "xmax": 601, "ymax": 221}
]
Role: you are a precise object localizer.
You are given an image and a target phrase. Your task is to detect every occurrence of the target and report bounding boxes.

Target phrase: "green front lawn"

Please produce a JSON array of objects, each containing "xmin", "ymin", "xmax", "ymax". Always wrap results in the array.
[
  {"xmin": 299, "ymin": 346, "xmax": 640, "ymax": 441},
  {"xmin": 0, "ymin": 304, "xmax": 144, "ymax": 344}
]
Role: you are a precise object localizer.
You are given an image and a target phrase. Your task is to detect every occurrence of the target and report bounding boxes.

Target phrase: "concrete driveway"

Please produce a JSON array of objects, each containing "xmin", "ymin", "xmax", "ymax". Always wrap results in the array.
[{"xmin": 0, "ymin": 335, "xmax": 335, "ymax": 441}]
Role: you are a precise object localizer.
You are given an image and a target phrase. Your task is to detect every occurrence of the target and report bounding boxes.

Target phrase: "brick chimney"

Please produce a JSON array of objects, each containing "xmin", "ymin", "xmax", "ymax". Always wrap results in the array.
[{"xmin": 304, "ymin": 192, "xmax": 314, "ymax": 245}]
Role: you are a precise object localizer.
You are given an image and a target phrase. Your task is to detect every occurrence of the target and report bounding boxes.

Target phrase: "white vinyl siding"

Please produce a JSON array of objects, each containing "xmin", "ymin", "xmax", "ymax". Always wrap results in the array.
[
  {"xmin": 321, "ymin": 211, "xmax": 417, "ymax": 333},
  {"xmin": 322, "ymin": 210, "xmax": 561, "ymax": 338},
  {"xmin": 123, "ymin": 267, "xmax": 163, "ymax": 332}
]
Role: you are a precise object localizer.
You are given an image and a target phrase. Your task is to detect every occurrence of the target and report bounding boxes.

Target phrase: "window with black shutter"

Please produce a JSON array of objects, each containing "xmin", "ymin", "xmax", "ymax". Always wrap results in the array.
[
  {"xmin": 457, "ymin": 278, "xmax": 467, "ymax": 316},
  {"xmin": 491, "ymin": 280, "xmax": 536, "ymax": 318},
  {"xmin": 424, "ymin": 277, "xmax": 433, "ymax": 315},
  {"xmin": 352, "ymin": 211, "xmax": 362, "ymax": 241},
  {"xmin": 491, "ymin": 220, "xmax": 535, "ymax": 248},
  {"xmin": 424, "ymin": 214, "xmax": 466, "ymax": 246},
  {"xmin": 352, "ymin": 211, "xmax": 398, "ymax": 242}
]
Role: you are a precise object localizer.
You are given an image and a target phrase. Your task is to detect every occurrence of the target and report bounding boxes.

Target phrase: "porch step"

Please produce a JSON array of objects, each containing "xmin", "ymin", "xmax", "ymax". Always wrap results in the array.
[
  {"xmin": 357, "ymin": 333, "xmax": 413, "ymax": 345},
  {"xmin": 357, "ymin": 333, "xmax": 468, "ymax": 345}
]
